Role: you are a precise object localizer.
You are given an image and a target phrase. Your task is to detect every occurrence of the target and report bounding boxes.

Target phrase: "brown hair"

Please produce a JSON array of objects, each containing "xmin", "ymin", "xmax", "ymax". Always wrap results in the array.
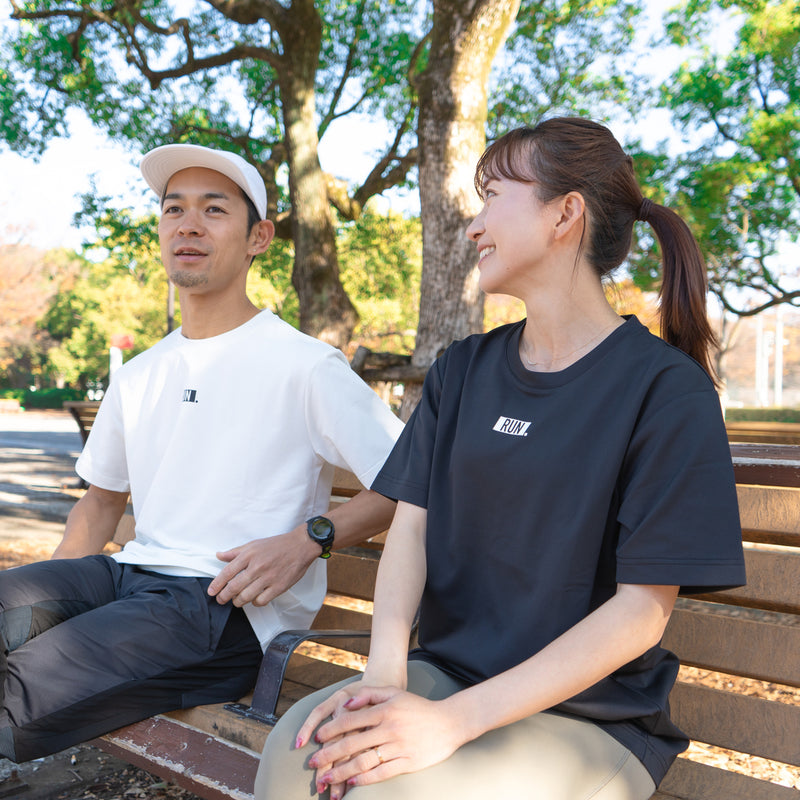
[{"xmin": 474, "ymin": 117, "xmax": 718, "ymax": 380}]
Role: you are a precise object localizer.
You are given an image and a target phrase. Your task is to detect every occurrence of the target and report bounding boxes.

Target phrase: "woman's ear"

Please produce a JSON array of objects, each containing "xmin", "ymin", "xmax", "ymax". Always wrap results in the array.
[{"xmin": 553, "ymin": 192, "xmax": 585, "ymax": 241}]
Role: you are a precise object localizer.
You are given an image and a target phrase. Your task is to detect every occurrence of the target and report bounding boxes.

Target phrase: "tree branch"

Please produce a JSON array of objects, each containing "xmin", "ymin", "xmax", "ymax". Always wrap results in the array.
[{"xmin": 318, "ymin": 0, "xmax": 368, "ymax": 139}]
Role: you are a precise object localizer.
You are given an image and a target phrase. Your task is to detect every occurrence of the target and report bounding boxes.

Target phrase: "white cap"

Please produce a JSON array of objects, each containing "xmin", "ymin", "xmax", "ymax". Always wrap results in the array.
[{"xmin": 140, "ymin": 143, "xmax": 267, "ymax": 219}]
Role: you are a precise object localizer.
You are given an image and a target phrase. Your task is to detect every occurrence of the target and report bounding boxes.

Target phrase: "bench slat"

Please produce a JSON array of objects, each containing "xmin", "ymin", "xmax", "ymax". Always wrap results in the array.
[
  {"xmin": 326, "ymin": 549, "xmax": 379, "ymax": 599},
  {"xmin": 98, "ymin": 716, "xmax": 258, "ymax": 800},
  {"xmin": 732, "ymin": 444, "xmax": 800, "ymax": 488},
  {"xmin": 282, "ymin": 652, "xmax": 362, "ymax": 691},
  {"xmin": 669, "ymin": 682, "xmax": 800, "ymax": 766},
  {"xmin": 737, "ymin": 485, "xmax": 800, "ymax": 546},
  {"xmin": 655, "ymin": 756, "xmax": 800, "ymax": 800},
  {"xmin": 662, "ymin": 607, "xmax": 800, "ymax": 687},
  {"xmin": 688, "ymin": 548, "xmax": 800, "ymax": 614}
]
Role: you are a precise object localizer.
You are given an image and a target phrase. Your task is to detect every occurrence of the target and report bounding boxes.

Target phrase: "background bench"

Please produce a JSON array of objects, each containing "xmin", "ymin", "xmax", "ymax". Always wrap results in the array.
[
  {"xmin": 725, "ymin": 420, "xmax": 800, "ymax": 445},
  {"xmin": 63, "ymin": 401, "xmax": 101, "ymax": 445},
  {"xmin": 88, "ymin": 447, "xmax": 800, "ymax": 800}
]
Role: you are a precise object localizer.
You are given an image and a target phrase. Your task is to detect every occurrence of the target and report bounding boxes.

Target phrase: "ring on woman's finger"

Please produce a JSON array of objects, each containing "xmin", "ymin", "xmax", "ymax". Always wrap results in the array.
[{"xmin": 374, "ymin": 747, "xmax": 384, "ymax": 765}]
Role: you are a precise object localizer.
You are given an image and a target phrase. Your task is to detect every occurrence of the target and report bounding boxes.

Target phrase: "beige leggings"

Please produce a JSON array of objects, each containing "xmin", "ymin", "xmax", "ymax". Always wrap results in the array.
[{"xmin": 255, "ymin": 660, "xmax": 656, "ymax": 800}]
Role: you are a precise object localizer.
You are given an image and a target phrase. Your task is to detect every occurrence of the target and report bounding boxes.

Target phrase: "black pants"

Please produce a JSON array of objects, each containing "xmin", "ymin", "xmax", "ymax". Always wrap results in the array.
[{"xmin": 0, "ymin": 555, "xmax": 262, "ymax": 762}]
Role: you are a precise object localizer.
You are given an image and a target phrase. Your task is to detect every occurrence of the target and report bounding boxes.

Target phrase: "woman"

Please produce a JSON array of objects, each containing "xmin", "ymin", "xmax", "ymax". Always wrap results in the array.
[{"xmin": 255, "ymin": 117, "xmax": 745, "ymax": 800}]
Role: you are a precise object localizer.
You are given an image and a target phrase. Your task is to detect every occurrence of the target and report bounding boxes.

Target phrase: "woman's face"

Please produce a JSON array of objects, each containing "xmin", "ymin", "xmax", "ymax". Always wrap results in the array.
[{"xmin": 466, "ymin": 176, "xmax": 561, "ymax": 298}]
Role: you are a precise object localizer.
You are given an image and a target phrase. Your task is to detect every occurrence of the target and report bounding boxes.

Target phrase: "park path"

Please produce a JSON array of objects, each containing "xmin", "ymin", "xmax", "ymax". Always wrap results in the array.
[{"xmin": 0, "ymin": 409, "xmax": 83, "ymax": 565}]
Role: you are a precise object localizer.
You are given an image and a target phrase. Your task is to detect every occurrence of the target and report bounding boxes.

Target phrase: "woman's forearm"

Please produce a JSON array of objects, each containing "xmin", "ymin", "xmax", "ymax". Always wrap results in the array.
[
  {"xmin": 362, "ymin": 501, "xmax": 428, "ymax": 687},
  {"xmin": 441, "ymin": 583, "xmax": 679, "ymax": 747}
]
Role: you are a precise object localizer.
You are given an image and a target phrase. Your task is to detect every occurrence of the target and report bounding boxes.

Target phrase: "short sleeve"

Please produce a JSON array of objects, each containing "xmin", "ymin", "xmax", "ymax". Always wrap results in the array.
[
  {"xmin": 75, "ymin": 377, "xmax": 131, "ymax": 492},
  {"xmin": 371, "ymin": 355, "xmax": 445, "ymax": 508},
  {"xmin": 304, "ymin": 350, "xmax": 404, "ymax": 489},
  {"xmin": 616, "ymin": 381, "xmax": 745, "ymax": 594}
]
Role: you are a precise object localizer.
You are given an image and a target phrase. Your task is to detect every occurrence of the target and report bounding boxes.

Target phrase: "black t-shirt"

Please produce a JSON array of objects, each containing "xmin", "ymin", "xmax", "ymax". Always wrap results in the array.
[{"xmin": 372, "ymin": 316, "xmax": 745, "ymax": 784}]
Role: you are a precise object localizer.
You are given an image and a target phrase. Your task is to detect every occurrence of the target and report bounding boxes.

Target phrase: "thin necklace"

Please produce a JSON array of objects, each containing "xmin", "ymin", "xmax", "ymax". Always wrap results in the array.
[{"xmin": 520, "ymin": 320, "xmax": 621, "ymax": 369}]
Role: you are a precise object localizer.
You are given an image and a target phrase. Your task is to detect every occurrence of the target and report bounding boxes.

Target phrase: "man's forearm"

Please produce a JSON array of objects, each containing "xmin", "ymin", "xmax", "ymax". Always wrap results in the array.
[
  {"xmin": 327, "ymin": 489, "xmax": 397, "ymax": 551},
  {"xmin": 53, "ymin": 485, "xmax": 130, "ymax": 559}
]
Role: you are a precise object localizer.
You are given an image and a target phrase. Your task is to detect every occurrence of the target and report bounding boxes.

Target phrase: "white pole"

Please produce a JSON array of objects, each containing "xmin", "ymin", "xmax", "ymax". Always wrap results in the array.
[
  {"xmin": 109, "ymin": 346, "xmax": 123, "ymax": 379},
  {"xmin": 755, "ymin": 315, "xmax": 765, "ymax": 406},
  {"xmin": 774, "ymin": 306, "xmax": 784, "ymax": 407}
]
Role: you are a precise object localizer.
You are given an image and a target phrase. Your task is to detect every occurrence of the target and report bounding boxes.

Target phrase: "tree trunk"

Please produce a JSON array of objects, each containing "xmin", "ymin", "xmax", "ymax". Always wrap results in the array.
[
  {"xmin": 401, "ymin": 0, "xmax": 520, "ymax": 418},
  {"xmin": 279, "ymin": 1, "xmax": 359, "ymax": 349}
]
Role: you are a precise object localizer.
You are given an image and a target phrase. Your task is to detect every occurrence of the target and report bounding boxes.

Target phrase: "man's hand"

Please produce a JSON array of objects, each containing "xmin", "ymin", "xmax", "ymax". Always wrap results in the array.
[{"xmin": 208, "ymin": 527, "xmax": 319, "ymax": 607}]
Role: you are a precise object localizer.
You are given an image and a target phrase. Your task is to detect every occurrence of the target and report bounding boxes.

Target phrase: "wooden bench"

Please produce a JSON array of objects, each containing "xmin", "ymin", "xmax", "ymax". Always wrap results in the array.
[
  {"xmin": 726, "ymin": 420, "xmax": 800, "ymax": 445},
  {"xmin": 63, "ymin": 401, "xmax": 101, "ymax": 489},
  {"xmin": 92, "ymin": 446, "xmax": 799, "ymax": 800},
  {"xmin": 63, "ymin": 400, "xmax": 101, "ymax": 445}
]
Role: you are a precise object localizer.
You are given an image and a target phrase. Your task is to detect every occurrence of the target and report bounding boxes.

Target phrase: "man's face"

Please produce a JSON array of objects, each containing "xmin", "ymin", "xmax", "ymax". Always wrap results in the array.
[{"xmin": 158, "ymin": 167, "xmax": 261, "ymax": 296}]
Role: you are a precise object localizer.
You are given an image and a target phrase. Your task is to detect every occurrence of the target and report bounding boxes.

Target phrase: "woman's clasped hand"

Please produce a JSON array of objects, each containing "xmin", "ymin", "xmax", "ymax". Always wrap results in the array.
[{"xmin": 299, "ymin": 682, "xmax": 465, "ymax": 797}]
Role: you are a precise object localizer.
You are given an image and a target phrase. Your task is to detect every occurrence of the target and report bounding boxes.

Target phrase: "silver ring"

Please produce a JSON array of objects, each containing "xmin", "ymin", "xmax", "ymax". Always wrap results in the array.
[{"xmin": 375, "ymin": 747, "xmax": 384, "ymax": 764}]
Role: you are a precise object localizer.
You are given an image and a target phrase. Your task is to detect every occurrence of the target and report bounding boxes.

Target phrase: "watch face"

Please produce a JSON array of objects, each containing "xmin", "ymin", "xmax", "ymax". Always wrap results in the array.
[{"xmin": 310, "ymin": 516, "xmax": 334, "ymax": 540}]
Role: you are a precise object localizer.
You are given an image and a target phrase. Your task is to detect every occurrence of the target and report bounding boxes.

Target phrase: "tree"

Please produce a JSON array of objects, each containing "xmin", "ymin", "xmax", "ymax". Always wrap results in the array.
[
  {"xmin": 644, "ymin": 0, "xmax": 800, "ymax": 317},
  {"xmin": 1, "ymin": 0, "xmax": 421, "ymax": 346},
  {"xmin": 398, "ymin": 0, "xmax": 521, "ymax": 416}
]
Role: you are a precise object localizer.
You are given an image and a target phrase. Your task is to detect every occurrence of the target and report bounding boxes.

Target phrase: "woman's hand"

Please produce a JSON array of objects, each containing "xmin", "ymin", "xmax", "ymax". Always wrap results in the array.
[
  {"xmin": 295, "ymin": 679, "xmax": 395, "ymax": 800},
  {"xmin": 307, "ymin": 687, "xmax": 466, "ymax": 794}
]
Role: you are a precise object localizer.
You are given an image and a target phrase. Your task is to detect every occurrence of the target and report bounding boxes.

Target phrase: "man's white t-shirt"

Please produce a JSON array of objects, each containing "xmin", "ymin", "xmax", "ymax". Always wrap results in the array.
[{"xmin": 76, "ymin": 310, "xmax": 403, "ymax": 648}]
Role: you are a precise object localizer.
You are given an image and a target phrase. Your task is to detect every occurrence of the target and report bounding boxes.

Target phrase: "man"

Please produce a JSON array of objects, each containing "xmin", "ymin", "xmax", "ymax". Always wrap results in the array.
[{"xmin": 0, "ymin": 144, "xmax": 402, "ymax": 763}]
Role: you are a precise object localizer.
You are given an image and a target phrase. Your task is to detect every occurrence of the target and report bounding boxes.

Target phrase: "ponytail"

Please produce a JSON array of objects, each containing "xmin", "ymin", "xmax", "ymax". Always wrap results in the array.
[{"xmin": 638, "ymin": 198, "xmax": 718, "ymax": 382}]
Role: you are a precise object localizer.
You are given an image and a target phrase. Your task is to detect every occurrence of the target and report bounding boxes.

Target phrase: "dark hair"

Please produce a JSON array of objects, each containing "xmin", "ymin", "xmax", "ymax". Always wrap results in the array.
[
  {"xmin": 474, "ymin": 117, "xmax": 717, "ymax": 380},
  {"xmin": 241, "ymin": 189, "xmax": 261, "ymax": 234}
]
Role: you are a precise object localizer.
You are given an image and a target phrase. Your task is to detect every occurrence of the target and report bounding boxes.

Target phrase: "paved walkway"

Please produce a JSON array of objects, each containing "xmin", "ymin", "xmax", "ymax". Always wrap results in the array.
[{"xmin": 0, "ymin": 409, "xmax": 83, "ymax": 553}]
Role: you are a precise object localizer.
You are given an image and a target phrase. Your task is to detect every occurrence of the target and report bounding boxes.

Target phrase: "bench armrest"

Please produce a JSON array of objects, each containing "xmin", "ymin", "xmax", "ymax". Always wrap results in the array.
[{"xmin": 225, "ymin": 628, "xmax": 370, "ymax": 725}]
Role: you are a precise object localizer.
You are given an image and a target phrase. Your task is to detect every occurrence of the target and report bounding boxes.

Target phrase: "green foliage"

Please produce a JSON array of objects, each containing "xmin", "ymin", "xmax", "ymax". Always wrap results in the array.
[
  {"xmin": 250, "ymin": 236, "xmax": 299, "ymax": 328},
  {"xmin": 725, "ymin": 406, "xmax": 800, "ymax": 422},
  {"xmin": 337, "ymin": 204, "xmax": 422, "ymax": 354},
  {"xmin": 488, "ymin": 0, "xmax": 643, "ymax": 134},
  {"xmin": 39, "ymin": 209, "xmax": 172, "ymax": 387},
  {"xmin": 0, "ymin": 386, "xmax": 84, "ymax": 408},
  {"xmin": 641, "ymin": 0, "xmax": 800, "ymax": 313}
]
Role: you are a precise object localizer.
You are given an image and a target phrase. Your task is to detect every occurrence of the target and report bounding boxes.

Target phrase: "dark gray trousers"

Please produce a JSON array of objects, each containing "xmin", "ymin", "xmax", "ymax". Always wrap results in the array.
[{"xmin": 0, "ymin": 555, "xmax": 262, "ymax": 762}]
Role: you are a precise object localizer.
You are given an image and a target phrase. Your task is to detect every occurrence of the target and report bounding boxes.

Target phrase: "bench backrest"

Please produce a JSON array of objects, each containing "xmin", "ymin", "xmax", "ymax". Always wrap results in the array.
[{"xmin": 655, "ymin": 445, "xmax": 800, "ymax": 799}]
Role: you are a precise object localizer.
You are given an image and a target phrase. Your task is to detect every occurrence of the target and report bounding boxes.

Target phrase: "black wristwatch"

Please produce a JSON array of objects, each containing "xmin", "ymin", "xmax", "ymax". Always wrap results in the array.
[{"xmin": 306, "ymin": 515, "xmax": 335, "ymax": 559}]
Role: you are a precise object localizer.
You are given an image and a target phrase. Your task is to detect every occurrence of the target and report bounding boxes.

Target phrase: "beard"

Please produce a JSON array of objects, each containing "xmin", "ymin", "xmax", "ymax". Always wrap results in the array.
[{"xmin": 169, "ymin": 270, "xmax": 209, "ymax": 288}]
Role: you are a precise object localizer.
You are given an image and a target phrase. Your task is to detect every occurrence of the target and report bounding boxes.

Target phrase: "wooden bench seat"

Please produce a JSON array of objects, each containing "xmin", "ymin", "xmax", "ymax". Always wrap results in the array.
[{"xmin": 93, "ymin": 447, "xmax": 800, "ymax": 800}]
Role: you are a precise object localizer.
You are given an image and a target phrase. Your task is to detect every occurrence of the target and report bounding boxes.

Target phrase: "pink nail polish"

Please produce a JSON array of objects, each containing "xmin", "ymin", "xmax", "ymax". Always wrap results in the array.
[
  {"xmin": 344, "ymin": 697, "xmax": 355, "ymax": 708},
  {"xmin": 295, "ymin": 736, "xmax": 304, "ymax": 749}
]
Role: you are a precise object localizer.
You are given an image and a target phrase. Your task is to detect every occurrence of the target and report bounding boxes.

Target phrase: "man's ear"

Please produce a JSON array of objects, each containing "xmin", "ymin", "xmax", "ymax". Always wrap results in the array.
[
  {"xmin": 248, "ymin": 219, "xmax": 275, "ymax": 255},
  {"xmin": 553, "ymin": 192, "xmax": 585, "ymax": 241}
]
